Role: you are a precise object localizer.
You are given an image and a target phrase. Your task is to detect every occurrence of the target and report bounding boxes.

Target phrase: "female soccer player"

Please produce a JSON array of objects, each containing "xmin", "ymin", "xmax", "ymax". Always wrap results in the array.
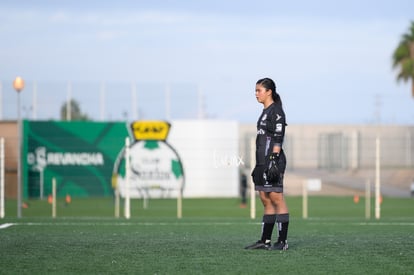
[{"xmin": 245, "ymin": 77, "xmax": 289, "ymax": 251}]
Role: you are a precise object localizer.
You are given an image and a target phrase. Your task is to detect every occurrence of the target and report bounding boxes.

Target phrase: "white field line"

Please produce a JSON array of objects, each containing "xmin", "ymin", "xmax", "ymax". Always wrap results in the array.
[
  {"xmin": 2, "ymin": 221, "xmax": 414, "ymax": 229},
  {"xmin": 0, "ymin": 221, "xmax": 257, "ymax": 227},
  {"xmin": 306, "ymin": 221, "xmax": 414, "ymax": 226},
  {"xmin": 0, "ymin": 223, "xmax": 15, "ymax": 229},
  {"xmin": 356, "ymin": 222, "xmax": 414, "ymax": 226}
]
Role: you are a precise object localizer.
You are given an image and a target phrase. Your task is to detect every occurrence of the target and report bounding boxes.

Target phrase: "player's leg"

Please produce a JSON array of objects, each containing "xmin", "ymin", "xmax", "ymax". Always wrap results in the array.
[
  {"xmin": 260, "ymin": 191, "xmax": 277, "ymax": 245},
  {"xmin": 245, "ymin": 191, "xmax": 276, "ymax": 249},
  {"xmin": 269, "ymin": 191, "xmax": 289, "ymax": 250}
]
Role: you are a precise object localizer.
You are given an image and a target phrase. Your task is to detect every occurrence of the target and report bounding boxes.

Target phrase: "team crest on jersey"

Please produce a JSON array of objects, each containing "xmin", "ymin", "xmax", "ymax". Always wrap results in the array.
[{"xmin": 276, "ymin": 123, "xmax": 283, "ymax": 132}]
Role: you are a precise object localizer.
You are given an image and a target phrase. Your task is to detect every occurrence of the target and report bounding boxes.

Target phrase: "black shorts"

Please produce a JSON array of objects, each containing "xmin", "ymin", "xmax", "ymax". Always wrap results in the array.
[
  {"xmin": 252, "ymin": 165, "xmax": 284, "ymax": 193},
  {"xmin": 251, "ymin": 151, "xmax": 286, "ymax": 193}
]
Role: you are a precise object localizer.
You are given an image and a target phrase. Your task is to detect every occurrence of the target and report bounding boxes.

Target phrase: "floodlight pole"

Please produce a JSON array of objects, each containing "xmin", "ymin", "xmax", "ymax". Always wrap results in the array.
[{"xmin": 13, "ymin": 77, "xmax": 25, "ymax": 218}]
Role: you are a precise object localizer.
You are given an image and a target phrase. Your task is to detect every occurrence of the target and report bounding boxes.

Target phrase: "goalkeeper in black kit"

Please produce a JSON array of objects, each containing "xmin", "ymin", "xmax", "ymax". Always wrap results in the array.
[{"xmin": 245, "ymin": 77, "xmax": 290, "ymax": 251}]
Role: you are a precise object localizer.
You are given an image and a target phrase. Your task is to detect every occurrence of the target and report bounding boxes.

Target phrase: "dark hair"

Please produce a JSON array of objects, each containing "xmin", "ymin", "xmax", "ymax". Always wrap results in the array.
[{"xmin": 256, "ymin": 77, "xmax": 282, "ymax": 106}]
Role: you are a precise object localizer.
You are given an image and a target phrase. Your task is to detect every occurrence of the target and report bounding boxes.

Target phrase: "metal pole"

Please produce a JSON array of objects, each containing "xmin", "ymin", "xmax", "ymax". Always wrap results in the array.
[
  {"xmin": 124, "ymin": 137, "xmax": 131, "ymax": 219},
  {"xmin": 100, "ymin": 82, "xmax": 105, "ymax": 121},
  {"xmin": 197, "ymin": 85, "xmax": 204, "ymax": 119},
  {"xmin": 365, "ymin": 179, "xmax": 371, "ymax": 219},
  {"xmin": 17, "ymin": 92, "xmax": 22, "ymax": 218},
  {"xmin": 177, "ymin": 178, "xmax": 183, "ymax": 219},
  {"xmin": 52, "ymin": 178, "xmax": 56, "ymax": 218},
  {"xmin": 66, "ymin": 82, "xmax": 71, "ymax": 121},
  {"xmin": 0, "ymin": 81, "xmax": 3, "ymax": 120},
  {"xmin": 131, "ymin": 82, "xmax": 138, "ymax": 120},
  {"xmin": 1, "ymin": 138, "xmax": 4, "ymax": 218},
  {"xmin": 375, "ymin": 137, "xmax": 381, "ymax": 220},
  {"xmin": 115, "ymin": 187, "xmax": 120, "ymax": 218},
  {"xmin": 407, "ymin": 132, "xmax": 412, "ymax": 167},
  {"xmin": 249, "ymin": 137, "xmax": 256, "ymax": 219},
  {"xmin": 13, "ymin": 77, "xmax": 24, "ymax": 218},
  {"xmin": 350, "ymin": 131, "xmax": 359, "ymax": 170},
  {"xmin": 39, "ymin": 168, "xmax": 44, "ymax": 200},
  {"xmin": 32, "ymin": 81, "xmax": 37, "ymax": 120},
  {"xmin": 303, "ymin": 180, "xmax": 308, "ymax": 219},
  {"xmin": 165, "ymin": 83, "xmax": 170, "ymax": 121}
]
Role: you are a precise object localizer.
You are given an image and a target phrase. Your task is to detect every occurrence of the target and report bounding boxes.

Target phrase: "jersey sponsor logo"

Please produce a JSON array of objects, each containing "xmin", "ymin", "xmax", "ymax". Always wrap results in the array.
[
  {"xmin": 276, "ymin": 123, "xmax": 283, "ymax": 132},
  {"xmin": 257, "ymin": 129, "xmax": 265, "ymax": 135}
]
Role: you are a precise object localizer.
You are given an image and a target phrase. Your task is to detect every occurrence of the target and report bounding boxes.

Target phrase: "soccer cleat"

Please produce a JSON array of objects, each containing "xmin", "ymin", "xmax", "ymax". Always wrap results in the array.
[
  {"xmin": 269, "ymin": 241, "xmax": 288, "ymax": 251},
  {"xmin": 244, "ymin": 240, "xmax": 271, "ymax": 250}
]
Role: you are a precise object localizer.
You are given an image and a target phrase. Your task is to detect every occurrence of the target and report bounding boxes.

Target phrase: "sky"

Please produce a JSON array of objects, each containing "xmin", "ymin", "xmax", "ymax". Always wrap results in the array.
[{"xmin": 1, "ymin": 0, "xmax": 414, "ymax": 124}]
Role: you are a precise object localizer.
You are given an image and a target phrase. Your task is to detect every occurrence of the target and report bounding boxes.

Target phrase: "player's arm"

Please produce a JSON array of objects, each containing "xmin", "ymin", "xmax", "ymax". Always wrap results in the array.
[
  {"xmin": 268, "ymin": 109, "xmax": 286, "ymax": 150},
  {"xmin": 265, "ymin": 109, "xmax": 286, "ymax": 181},
  {"xmin": 273, "ymin": 145, "xmax": 281, "ymax": 154}
]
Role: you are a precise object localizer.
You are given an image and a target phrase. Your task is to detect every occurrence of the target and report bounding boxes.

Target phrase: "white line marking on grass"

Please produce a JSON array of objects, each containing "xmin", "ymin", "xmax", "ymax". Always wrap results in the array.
[
  {"xmin": 356, "ymin": 222, "xmax": 414, "ymax": 226},
  {"xmin": 0, "ymin": 223, "xmax": 15, "ymax": 229},
  {"xmin": 3, "ymin": 221, "xmax": 259, "ymax": 227},
  {"xmin": 7, "ymin": 220, "xmax": 414, "ymax": 228}
]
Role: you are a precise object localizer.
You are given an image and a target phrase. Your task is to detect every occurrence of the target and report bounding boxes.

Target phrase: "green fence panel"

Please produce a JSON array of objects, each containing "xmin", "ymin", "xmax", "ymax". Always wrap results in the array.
[{"xmin": 22, "ymin": 120, "xmax": 128, "ymax": 198}]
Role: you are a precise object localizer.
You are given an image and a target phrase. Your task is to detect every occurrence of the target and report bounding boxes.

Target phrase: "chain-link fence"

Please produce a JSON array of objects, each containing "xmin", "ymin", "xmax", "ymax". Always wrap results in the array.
[
  {"xmin": 1, "ymin": 120, "xmax": 414, "ymax": 200},
  {"xmin": 240, "ymin": 124, "xmax": 414, "ymax": 171},
  {"xmin": 0, "ymin": 81, "xmax": 201, "ymax": 121}
]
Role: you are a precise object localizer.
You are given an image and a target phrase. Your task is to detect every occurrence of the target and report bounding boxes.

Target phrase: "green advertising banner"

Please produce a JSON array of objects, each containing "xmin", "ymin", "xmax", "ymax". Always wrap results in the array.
[{"xmin": 22, "ymin": 121, "xmax": 128, "ymax": 198}]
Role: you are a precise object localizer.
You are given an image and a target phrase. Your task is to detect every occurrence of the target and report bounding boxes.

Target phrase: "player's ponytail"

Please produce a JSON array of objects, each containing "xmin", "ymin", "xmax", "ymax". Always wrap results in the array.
[
  {"xmin": 256, "ymin": 77, "xmax": 283, "ymax": 107},
  {"xmin": 272, "ymin": 91, "xmax": 282, "ymax": 107}
]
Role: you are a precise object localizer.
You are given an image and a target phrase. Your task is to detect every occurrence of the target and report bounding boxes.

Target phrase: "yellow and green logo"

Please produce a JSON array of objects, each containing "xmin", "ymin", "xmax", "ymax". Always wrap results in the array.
[{"xmin": 130, "ymin": 121, "xmax": 170, "ymax": 141}]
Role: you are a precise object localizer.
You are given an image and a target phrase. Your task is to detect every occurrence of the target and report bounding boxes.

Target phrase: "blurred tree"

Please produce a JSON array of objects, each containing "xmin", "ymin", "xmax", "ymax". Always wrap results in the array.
[
  {"xmin": 60, "ymin": 99, "xmax": 90, "ymax": 121},
  {"xmin": 392, "ymin": 21, "xmax": 414, "ymax": 97}
]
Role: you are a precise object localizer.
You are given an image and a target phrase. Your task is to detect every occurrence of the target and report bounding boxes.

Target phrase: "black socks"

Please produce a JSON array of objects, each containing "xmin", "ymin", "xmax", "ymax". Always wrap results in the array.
[
  {"xmin": 261, "ymin": 214, "xmax": 276, "ymax": 243},
  {"xmin": 260, "ymin": 213, "xmax": 290, "ymax": 243},
  {"xmin": 276, "ymin": 213, "xmax": 289, "ymax": 243}
]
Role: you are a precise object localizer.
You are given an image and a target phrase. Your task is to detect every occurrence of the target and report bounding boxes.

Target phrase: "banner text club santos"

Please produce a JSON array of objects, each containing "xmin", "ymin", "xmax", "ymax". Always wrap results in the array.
[{"xmin": 23, "ymin": 120, "xmax": 240, "ymax": 199}]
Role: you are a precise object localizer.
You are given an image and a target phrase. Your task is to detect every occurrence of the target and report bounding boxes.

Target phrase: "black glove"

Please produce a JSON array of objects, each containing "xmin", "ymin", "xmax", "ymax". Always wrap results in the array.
[
  {"xmin": 265, "ymin": 152, "xmax": 280, "ymax": 182},
  {"xmin": 251, "ymin": 167, "xmax": 256, "ymax": 177}
]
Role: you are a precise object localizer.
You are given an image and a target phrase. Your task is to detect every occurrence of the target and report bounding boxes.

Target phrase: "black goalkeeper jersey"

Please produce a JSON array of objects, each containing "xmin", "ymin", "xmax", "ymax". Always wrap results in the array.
[{"xmin": 255, "ymin": 102, "xmax": 286, "ymax": 166}]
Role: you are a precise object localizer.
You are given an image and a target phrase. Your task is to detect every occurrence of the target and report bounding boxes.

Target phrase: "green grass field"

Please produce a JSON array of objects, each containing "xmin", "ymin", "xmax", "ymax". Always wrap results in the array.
[{"xmin": 1, "ymin": 196, "xmax": 414, "ymax": 274}]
